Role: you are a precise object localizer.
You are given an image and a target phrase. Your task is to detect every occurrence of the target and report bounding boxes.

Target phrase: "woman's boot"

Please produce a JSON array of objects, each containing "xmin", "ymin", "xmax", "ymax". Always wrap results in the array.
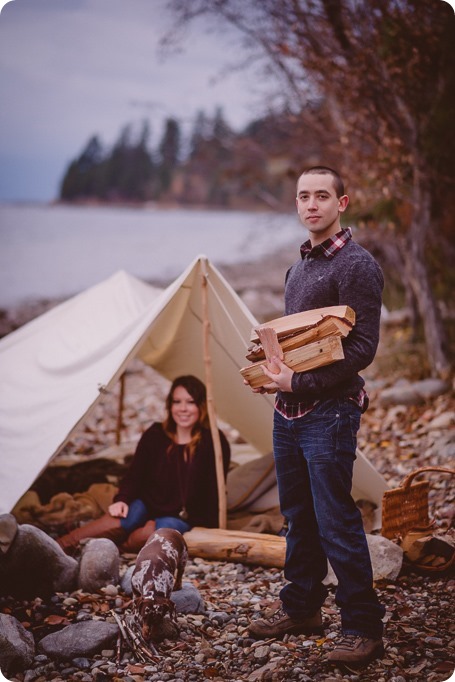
[
  {"xmin": 119, "ymin": 520, "xmax": 156, "ymax": 554},
  {"xmin": 57, "ymin": 513, "xmax": 127, "ymax": 554}
]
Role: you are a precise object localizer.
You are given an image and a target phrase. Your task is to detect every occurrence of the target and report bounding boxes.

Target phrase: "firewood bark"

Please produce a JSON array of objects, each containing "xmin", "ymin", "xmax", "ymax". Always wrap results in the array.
[
  {"xmin": 255, "ymin": 326, "xmax": 283, "ymax": 374},
  {"xmin": 250, "ymin": 305, "xmax": 355, "ymax": 344},
  {"xmin": 240, "ymin": 336, "xmax": 344, "ymax": 389},
  {"xmin": 246, "ymin": 316, "xmax": 352, "ymax": 362},
  {"xmin": 184, "ymin": 527, "xmax": 285, "ymax": 568}
]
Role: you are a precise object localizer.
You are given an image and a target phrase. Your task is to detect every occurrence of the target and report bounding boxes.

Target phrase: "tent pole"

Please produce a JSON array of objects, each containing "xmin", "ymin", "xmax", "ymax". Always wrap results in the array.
[
  {"xmin": 201, "ymin": 262, "xmax": 227, "ymax": 529},
  {"xmin": 116, "ymin": 373, "xmax": 126, "ymax": 445}
]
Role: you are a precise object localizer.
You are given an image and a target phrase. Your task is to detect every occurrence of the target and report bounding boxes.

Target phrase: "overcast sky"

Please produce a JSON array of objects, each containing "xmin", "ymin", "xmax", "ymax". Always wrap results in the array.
[
  {"xmin": 0, "ymin": 0, "xmax": 267, "ymax": 203},
  {"xmin": 1, "ymin": 0, "xmax": 453, "ymax": 203}
]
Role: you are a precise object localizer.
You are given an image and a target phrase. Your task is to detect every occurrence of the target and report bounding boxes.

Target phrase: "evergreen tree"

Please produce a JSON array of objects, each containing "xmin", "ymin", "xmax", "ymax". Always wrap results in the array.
[
  {"xmin": 105, "ymin": 122, "xmax": 155, "ymax": 201},
  {"xmin": 60, "ymin": 135, "xmax": 104, "ymax": 200},
  {"xmin": 212, "ymin": 106, "xmax": 232, "ymax": 144},
  {"xmin": 189, "ymin": 110, "xmax": 211, "ymax": 158},
  {"xmin": 157, "ymin": 117, "xmax": 181, "ymax": 194}
]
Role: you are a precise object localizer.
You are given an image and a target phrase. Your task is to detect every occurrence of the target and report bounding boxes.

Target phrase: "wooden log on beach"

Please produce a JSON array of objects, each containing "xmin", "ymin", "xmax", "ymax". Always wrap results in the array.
[{"xmin": 184, "ymin": 527, "xmax": 285, "ymax": 568}]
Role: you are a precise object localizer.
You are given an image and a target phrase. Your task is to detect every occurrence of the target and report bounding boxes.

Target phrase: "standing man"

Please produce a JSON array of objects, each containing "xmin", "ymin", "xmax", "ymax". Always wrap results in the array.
[{"xmin": 246, "ymin": 166, "xmax": 385, "ymax": 668}]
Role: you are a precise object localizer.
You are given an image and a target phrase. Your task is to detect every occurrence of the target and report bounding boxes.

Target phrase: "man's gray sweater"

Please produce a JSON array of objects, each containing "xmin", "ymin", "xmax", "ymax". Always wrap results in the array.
[{"xmin": 280, "ymin": 236, "xmax": 384, "ymax": 406}]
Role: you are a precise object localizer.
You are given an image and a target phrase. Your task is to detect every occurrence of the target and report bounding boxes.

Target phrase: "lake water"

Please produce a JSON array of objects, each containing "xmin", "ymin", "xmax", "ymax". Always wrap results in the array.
[{"xmin": 0, "ymin": 203, "xmax": 304, "ymax": 308}]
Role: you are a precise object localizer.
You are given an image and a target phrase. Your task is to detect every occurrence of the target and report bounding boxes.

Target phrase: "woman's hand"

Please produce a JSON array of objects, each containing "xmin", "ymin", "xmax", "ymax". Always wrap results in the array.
[{"xmin": 108, "ymin": 501, "xmax": 129, "ymax": 518}]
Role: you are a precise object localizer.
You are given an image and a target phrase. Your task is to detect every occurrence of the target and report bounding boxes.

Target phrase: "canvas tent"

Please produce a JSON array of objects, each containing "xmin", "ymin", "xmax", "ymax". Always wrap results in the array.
[{"xmin": 0, "ymin": 255, "xmax": 388, "ymax": 523}]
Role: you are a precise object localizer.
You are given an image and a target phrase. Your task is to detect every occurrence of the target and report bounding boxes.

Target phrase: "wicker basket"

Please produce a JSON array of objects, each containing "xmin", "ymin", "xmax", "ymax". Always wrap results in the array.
[{"xmin": 381, "ymin": 466, "xmax": 455, "ymax": 540}]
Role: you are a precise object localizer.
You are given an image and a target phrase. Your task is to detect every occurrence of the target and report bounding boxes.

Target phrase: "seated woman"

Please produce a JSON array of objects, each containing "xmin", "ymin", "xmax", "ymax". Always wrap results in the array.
[{"xmin": 57, "ymin": 375, "xmax": 231, "ymax": 554}]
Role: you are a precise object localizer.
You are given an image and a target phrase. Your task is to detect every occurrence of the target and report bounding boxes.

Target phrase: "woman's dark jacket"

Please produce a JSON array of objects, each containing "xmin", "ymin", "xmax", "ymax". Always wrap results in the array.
[{"xmin": 113, "ymin": 422, "xmax": 231, "ymax": 528}]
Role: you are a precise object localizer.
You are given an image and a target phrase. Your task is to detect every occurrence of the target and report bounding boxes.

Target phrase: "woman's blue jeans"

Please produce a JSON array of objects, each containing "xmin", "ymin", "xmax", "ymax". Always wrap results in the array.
[
  {"xmin": 273, "ymin": 399, "xmax": 385, "ymax": 638},
  {"xmin": 120, "ymin": 499, "xmax": 191, "ymax": 534}
]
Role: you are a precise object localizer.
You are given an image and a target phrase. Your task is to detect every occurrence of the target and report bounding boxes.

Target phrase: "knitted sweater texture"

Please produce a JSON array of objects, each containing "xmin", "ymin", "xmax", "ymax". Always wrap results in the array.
[{"xmin": 280, "ymin": 237, "xmax": 384, "ymax": 405}]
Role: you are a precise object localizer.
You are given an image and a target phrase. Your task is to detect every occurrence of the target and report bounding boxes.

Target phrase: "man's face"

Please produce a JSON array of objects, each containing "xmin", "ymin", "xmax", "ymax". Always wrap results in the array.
[{"xmin": 296, "ymin": 173, "xmax": 348, "ymax": 245}]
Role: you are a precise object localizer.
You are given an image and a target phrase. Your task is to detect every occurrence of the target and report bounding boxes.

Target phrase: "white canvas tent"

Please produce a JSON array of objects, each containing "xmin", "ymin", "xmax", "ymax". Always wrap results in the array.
[{"xmin": 0, "ymin": 255, "xmax": 388, "ymax": 521}]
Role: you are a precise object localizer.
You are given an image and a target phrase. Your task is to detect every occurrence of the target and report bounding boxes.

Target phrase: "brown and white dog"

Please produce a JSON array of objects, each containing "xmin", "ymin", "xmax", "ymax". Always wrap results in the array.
[{"xmin": 131, "ymin": 527, "xmax": 188, "ymax": 642}]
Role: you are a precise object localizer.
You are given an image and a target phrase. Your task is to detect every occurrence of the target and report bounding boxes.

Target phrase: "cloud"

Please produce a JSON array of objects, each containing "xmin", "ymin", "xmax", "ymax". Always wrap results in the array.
[{"xmin": 0, "ymin": 0, "xmax": 264, "ymax": 201}]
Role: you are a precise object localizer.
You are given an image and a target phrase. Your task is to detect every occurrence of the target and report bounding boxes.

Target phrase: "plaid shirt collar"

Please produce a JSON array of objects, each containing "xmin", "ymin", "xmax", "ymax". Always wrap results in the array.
[{"xmin": 300, "ymin": 226, "xmax": 352, "ymax": 260}]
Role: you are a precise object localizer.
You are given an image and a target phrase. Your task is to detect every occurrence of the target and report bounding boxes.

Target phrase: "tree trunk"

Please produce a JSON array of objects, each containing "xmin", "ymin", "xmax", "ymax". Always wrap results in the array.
[{"xmin": 404, "ymin": 169, "xmax": 450, "ymax": 378}]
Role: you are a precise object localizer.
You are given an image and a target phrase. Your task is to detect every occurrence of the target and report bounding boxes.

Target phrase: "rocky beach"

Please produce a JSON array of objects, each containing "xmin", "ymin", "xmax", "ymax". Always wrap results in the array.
[{"xmin": 1, "ymin": 244, "xmax": 454, "ymax": 682}]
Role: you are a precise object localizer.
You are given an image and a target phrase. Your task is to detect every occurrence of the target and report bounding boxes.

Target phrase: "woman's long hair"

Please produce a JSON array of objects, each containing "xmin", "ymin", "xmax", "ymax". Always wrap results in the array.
[{"xmin": 163, "ymin": 375, "xmax": 210, "ymax": 458}]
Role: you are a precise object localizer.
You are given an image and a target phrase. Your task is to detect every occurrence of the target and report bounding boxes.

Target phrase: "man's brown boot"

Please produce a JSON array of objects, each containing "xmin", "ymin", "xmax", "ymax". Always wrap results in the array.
[
  {"xmin": 327, "ymin": 634, "xmax": 384, "ymax": 668},
  {"xmin": 248, "ymin": 605, "xmax": 324, "ymax": 640},
  {"xmin": 57, "ymin": 514, "xmax": 127, "ymax": 554}
]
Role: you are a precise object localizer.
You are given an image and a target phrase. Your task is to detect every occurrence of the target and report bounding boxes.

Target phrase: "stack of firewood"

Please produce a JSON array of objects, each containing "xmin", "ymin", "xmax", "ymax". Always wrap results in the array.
[{"xmin": 240, "ymin": 305, "xmax": 355, "ymax": 389}]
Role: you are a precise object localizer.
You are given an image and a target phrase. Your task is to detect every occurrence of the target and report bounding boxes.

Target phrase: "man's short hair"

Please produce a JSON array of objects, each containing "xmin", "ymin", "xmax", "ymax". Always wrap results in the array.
[{"xmin": 299, "ymin": 166, "xmax": 345, "ymax": 198}]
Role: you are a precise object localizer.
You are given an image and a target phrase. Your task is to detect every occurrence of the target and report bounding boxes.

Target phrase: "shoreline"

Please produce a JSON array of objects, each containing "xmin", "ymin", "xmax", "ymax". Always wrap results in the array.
[
  {"xmin": 0, "ymin": 243, "xmax": 300, "ymax": 338},
  {"xmin": 2, "ymin": 197, "xmax": 288, "ymax": 214}
]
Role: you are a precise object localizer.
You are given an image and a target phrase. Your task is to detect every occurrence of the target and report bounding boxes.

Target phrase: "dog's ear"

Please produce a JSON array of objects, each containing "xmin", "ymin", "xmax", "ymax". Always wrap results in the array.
[{"xmin": 133, "ymin": 595, "xmax": 144, "ymax": 612}]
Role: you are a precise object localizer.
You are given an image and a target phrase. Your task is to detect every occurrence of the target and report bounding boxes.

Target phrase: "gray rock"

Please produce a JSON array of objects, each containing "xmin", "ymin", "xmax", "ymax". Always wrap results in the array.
[
  {"xmin": 120, "ymin": 564, "xmax": 134, "ymax": 595},
  {"xmin": 323, "ymin": 534, "xmax": 403, "ymax": 586},
  {"xmin": 0, "ymin": 515, "xmax": 78, "ymax": 598},
  {"xmin": 427, "ymin": 431, "xmax": 455, "ymax": 461},
  {"xmin": 379, "ymin": 384, "xmax": 424, "ymax": 407},
  {"xmin": 171, "ymin": 582, "xmax": 206, "ymax": 614},
  {"xmin": 0, "ymin": 513, "xmax": 17, "ymax": 553},
  {"xmin": 426, "ymin": 411, "xmax": 455, "ymax": 431},
  {"xmin": 0, "ymin": 613, "xmax": 35, "ymax": 676},
  {"xmin": 78, "ymin": 538, "xmax": 120, "ymax": 592},
  {"xmin": 37, "ymin": 621, "xmax": 119, "ymax": 660},
  {"xmin": 367, "ymin": 534, "xmax": 404, "ymax": 580},
  {"xmin": 413, "ymin": 378, "xmax": 451, "ymax": 400},
  {"xmin": 379, "ymin": 379, "xmax": 450, "ymax": 407}
]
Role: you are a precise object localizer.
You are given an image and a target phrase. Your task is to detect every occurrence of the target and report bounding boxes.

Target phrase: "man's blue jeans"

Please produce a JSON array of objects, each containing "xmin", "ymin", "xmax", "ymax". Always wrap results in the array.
[{"xmin": 273, "ymin": 399, "xmax": 385, "ymax": 638}]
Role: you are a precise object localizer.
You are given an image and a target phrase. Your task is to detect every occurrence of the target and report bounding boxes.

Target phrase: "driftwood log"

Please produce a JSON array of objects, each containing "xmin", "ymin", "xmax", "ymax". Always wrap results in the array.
[{"xmin": 183, "ymin": 527, "xmax": 285, "ymax": 568}]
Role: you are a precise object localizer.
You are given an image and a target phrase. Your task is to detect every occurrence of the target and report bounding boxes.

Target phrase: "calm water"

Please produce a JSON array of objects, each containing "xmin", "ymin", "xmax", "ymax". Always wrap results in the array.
[{"xmin": 0, "ymin": 203, "xmax": 303, "ymax": 308}]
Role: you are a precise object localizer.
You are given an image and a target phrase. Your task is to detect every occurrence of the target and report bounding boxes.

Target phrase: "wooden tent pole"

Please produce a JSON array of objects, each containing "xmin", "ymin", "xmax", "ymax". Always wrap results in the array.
[
  {"xmin": 201, "ymin": 262, "xmax": 227, "ymax": 529},
  {"xmin": 115, "ymin": 373, "xmax": 126, "ymax": 445}
]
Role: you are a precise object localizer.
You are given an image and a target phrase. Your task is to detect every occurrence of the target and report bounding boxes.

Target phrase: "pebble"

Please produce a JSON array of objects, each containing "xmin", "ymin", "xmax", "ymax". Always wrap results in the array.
[{"xmin": 5, "ymin": 553, "xmax": 451, "ymax": 682}]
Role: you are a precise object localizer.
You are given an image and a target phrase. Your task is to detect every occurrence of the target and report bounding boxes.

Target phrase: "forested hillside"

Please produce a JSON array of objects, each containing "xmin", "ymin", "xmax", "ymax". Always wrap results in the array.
[{"xmin": 59, "ymin": 107, "xmax": 326, "ymax": 211}]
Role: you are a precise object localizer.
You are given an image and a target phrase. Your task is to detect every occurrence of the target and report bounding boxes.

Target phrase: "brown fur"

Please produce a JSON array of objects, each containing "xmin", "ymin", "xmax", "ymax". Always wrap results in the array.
[{"xmin": 131, "ymin": 528, "xmax": 188, "ymax": 642}]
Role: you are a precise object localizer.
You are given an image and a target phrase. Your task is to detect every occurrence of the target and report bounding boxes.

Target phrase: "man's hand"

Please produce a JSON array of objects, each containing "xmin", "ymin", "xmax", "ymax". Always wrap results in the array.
[
  {"xmin": 261, "ymin": 357, "xmax": 294, "ymax": 393},
  {"xmin": 243, "ymin": 378, "xmax": 276, "ymax": 394},
  {"xmin": 243, "ymin": 357, "xmax": 294, "ymax": 394}
]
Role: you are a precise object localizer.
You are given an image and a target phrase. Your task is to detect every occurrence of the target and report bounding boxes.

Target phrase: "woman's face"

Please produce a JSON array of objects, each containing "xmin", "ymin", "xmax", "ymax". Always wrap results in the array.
[{"xmin": 170, "ymin": 385, "xmax": 200, "ymax": 431}]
